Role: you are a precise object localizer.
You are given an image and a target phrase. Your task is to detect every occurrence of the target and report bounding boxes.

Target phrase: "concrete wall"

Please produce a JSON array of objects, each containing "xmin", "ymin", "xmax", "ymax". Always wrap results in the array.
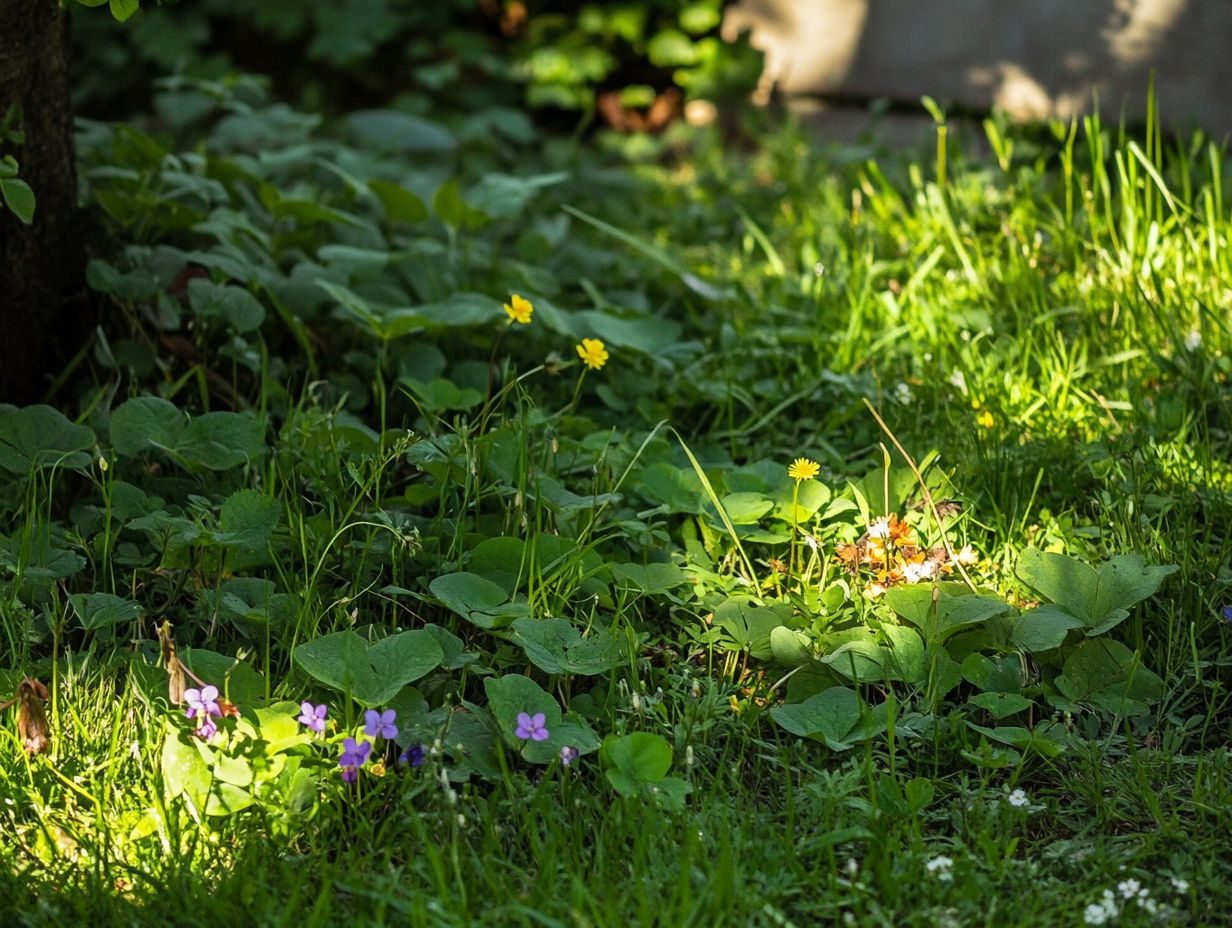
[{"xmin": 723, "ymin": 0, "xmax": 1231, "ymax": 132}]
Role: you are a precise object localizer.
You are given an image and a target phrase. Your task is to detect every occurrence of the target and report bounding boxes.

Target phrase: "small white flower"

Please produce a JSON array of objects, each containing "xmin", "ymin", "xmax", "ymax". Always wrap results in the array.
[
  {"xmin": 1007, "ymin": 788, "xmax": 1030, "ymax": 808},
  {"xmin": 867, "ymin": 518, "xmax": 890, "ymax": 539},
  {"xmin": 902, "ymin": 561, "xmax": 935, "ymax": 583},
  {"xmin": 1083, "ymin": 904, "xmax": 1110, "ymax": 926},
  {"xmin": 926, "ymin": 855, "xmax": 954, "ymax": 881},
  {"xmin": 1117, "ymin": 879, "xmax": 1141, "ymax": 900},
  {"xmin": 1170, "ymin": 877, "xmax": 1189, "ymax": 894},
  {"xmin": 1184, "ymin": 328, "xmax": 1201, "ymax": 351},
  {"xmin": 894, "ymin": 382, "xmax": 913, "ymax": 405},
  {"xmin": 948, "ymin": 369, "xmax": 968, "ymax": 393}
]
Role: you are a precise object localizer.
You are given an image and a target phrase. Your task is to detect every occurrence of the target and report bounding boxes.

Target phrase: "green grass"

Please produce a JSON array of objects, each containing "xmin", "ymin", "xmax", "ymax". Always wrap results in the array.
[{"xmin": 4, "ymin": 86, "xmax": 1232, "ymax": 927}]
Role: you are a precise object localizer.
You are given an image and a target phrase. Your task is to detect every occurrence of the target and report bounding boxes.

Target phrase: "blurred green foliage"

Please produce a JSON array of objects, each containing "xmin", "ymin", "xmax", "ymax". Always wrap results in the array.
[{"xmin": 72, "ymin": 1, "xmax": 761, "ymax": 121}]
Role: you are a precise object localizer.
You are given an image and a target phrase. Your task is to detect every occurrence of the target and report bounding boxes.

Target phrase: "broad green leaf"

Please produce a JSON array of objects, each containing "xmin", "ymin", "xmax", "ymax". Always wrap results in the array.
[
  {"xmin": 1016, "ymin": 549, "xmax": 1177, "ymax": 636},
  {"xmin": 1009, "ymin": 605, "xmax": 1085, "ymax": 652},
  {"xmin": 177, "ymin": 412, "xmax": 265, "ymax": 470},
  {"xmin": 69, "ymin": 592, "xmax": 140, "ymax": 630},
  {"xmin": 0, "ymin": 177, "xmax": 34, "ymax": 224},
  {"xmin": 769, "ymin": 626, "xmax": 814, "ymax": 667},
  {"xmin": 770, "ymin": 686, "xmax": 864, "ymax": 750},
  {"xmin": 430, "ymin": 572, "xmax": 527, "ymax": 629},
  {"xmin": 293, "ymin": 630, "xmax": 443, "ymax": 706},
  {"xmin": 483, "ymin": 674, "xmax": 562, "ymax": 755},
  {"xmin": 1054, "ymin": 639, "xmax": 1164, "ymax": 716},
  {"xmin": 885, "ymin": 583, "xmax": 1012, "ymax": 644},
  {"xmin": 368, "ymin": 179, "xmax": 428, "ymax": 224},
  {"xmin": 600, "ymin": 732, "xmax": 672, "ymax": 795},
  {"xmin": 346, "ymin": 110, "xmax": 456, "ymax": 153},
  {"xmin": 510, "ymin": 617, "xmax": 621, "ymax": 676},
  {"xmin": 187, "ymin": 279, "xmax": 265, "ymax": 333},
  {"xmin": 110, "ymin": 397, "xmax": 184, "ymax": 456},
  {"xmin": 880, "ymin": 624, "xmax": 927, "ymax": 684},
  {"xmin": 821, "ymin": 637, "xmax": 888, "ymax": 682},
  {"xmin": 712, "ymin": 599, "xmax": 788, "ymax": 660},
  {"xmin": 215, "ymin": 489, "xmax": 279, "ymax": 550},
  {"xmin": 161, "ymin": 722, "xmax": 210, "ymax": 811},
  {"xmin": 967, "ymin": 692, "xmax": 1033, "ymax": 718},
  {"xmin": 611, "ymin": 562, "xmax": 686, "ymax": 595},
  {"xmin": 178, "ymin": 649, "xmax": 265, "ymax": 706},
  {"xmin": 718, "ymin": 492, "xmax": 773, "ymax": 525},
  {"xmin": 0, "ymin": 405, "xmax": 94, "ymax": 474},
  {"xmin": 109, "ymin": 0, "xmax": 139, "ymax": 21},
  {"xmin": 433, "ymin": 178, "xmax": 465, "ymax": 228}
]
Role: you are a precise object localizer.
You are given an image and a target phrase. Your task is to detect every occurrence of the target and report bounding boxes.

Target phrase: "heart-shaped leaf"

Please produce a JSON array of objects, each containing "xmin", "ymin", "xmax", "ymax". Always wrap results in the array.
[
  {"xmin": 430, "ymin": 572, "xmax": 528, "ymax": 629},
  {"xmin": 294, "ymin": 630, "xmax": 443, "ymax": 706},
  {"xmin": 770, "ymin": 686, "xmax": 865, "ymax": 750},
  {"xmin": 0, "ymin": 405, "xmax": 94, "ymax": 475},
  {"xmin": 885, "ymin": 583, "xmax": 1012, "ymax": 644},
  {"xmin": 1016, "ymin": 550, "xmax": 1176, "ymax": 636},
  {"xmin": 510, "ymin": 618, "xmax": 622, "ymax": 676}
]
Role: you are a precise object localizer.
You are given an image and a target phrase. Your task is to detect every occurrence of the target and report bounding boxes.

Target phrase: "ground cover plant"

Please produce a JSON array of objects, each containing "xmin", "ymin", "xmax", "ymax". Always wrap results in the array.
[{"xmin": 2, "ymin": 31, "xmax": 1232, "ymax": 928}]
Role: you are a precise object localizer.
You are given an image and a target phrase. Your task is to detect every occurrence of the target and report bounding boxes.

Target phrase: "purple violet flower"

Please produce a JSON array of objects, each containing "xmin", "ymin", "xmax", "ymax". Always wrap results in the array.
[
  {"xmin": 560, "ymin": 745, "xmax": 579, "ymax": 767},
  {"xmin": 184, "ymin": 685, "xmax": 221, "ymax": 719},
  {"xmin": 398, "ymin": 745, "xmax": 426, "ymax": 768},
  {"xmin": 194, "ymin": 716, "xmax": 218, "ymax": 740},
  {"xmin": 297, "ymin": 701, "xmax": 328, "ymax": 733},
  {"xmin": 339, "ymin": 737, "xmax": 372, "ymax": 782},
  {"xmin": 363, "ymin": 708, "xmax": 398, "ymax": 740},
  {"xmin": 515, "ymin": 712, "xmax": 550, "ymax": 742},
  {"xmin": 1222, "ymin": 605, "xmax": 1232, "ymax": 624}
]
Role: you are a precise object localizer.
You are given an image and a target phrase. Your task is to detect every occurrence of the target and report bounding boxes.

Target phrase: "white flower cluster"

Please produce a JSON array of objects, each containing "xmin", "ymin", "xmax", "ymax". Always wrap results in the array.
[
  {"xmin": 1083, "ymin": 876, "xmax": 1185, "ymax": 924},
  {"xmin": 925, "ymin": 855, "xmax": 954, "ymax": 882}
]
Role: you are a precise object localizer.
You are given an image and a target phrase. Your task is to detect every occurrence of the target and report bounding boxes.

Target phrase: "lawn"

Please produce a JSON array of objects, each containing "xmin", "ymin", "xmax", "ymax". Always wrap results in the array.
[{"xmin": 1, "ymin": 66, "xmax": 1231, "ymax": 927}]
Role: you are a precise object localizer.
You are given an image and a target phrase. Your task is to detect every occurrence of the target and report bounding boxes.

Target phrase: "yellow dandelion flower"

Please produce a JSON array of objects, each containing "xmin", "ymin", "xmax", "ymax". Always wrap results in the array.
[
  {"xmin": 976, "ymin": 410, "xmax": 995, "ymax": 429},
  {"xmin": 503, "ymin": 294, "xmax": 533, "ymax": 325},
  {"xmin": 576, "ymin": 338, "xmax": 609, "ymax": 370},
  {"xmin": 787, "ymin": 457, "xmax": 820, "ymax": 481}
]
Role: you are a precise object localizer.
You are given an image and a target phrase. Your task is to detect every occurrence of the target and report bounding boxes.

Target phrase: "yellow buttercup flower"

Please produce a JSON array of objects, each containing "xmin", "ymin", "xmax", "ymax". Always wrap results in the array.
[
  {"xmin": 576, "ymin": 338, "xmax": 609, "ymax": 370},
  {"xmin": 976, "ymin": 410, "xmax": 994, "ymax": 429},
  {"xmin": 503, "ymin": 294, "xmax": 533, "ymax": 325},
  {"xmin": 787, "ymin": 457, "xmax": 820, "ymax": 481}
]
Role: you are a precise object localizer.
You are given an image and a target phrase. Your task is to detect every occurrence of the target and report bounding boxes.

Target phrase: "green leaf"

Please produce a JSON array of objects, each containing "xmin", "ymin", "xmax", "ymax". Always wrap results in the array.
[
  {"xmin": 368, "ymin": 179, "xmax": 428, "ymax": 224},
  {"xmin": 177, "ymin": 412, "xmax": 265, "ymax": 470},
  {"xmin": 110, "ymin": 397, "xmax": 184, "ymax": 456},
  {"xmin": 1009, "ymin": 605, "xmax": 1085, "ymax": 652},
  {"xmin": 769, "ymin": 626, "xmax": 815, "ymax": 667},
  {"xmin": 178, "ymin": 649, "xmax": 265, "ymax": 706},
  {"xmin": 109, "ymin": 0, "xmax": 140, "ymax": 21},
  {"xmin": 510, "ymin": 618, "xmax": 622, "ymax": 676},
  {"xmin": 161, "ymin": 722, "xmax": 210, "ymax": 811},
  {"xmin": 712, "ymin": 599, "xmax": 788, "ymax": 660},
  {"xmin": 429, "ymin": 572, "xmax": 527, "ymax": 629},
  {"xmin": 215, "ymin": 489, "xmax": 279, "ymax": 550},
  {"xmin": 0, "ymin": 177, "xmax": 34, "ymax": 224},
  {"xmin": 293, "ymin": 630, "xmax": 444, "ymax": 707},
  {"xmin": 1054, "ymin": 639, "xmax": 1164, "ymax": 716},
  {"xmin": 69, "ymin": 592, "xmax": 141, "ymax": 630},
  {"xmin": 879, "ymin": 624, "xmax": 927, "ymax": 684},
  {"xmin": 884, "ymin": 583, "xmax": 1012, "ymax": 644},
  {"xmin": 483, "ymin": 674, "xmax": 562, "ymax": 757},
  {"xmin": 770, "ymin": 686, "xmax": 864, "ymax": 750},
  {"xmin": 967, "ymin": 692, "xmax": 1033, "ymax": 718},
  {"xmin": 187, "ymin": 279, "xmax": 266, "ymax": 333},
  {"xmin": 433, "ymin": 179, "xmax": 465, "ymax": 228},
  {"xmin": 600, "ymin": 732, "xmax": 673, "ymax": 796},
  {"xmin": 821, "ymin": 637, "xmax": 888, "ymax": 682},
  {"xmin": 611, "ymin": 562, "xmax": 687, "ymax": 595},
  {"xmin": 0, "ymin": 405, "xmax": 94, "ymax": 474},
  {"xmin": 346, "ymin": 110, "xmax": 456, "ymax": 153},
  {"xmin": 1016, "ymin": 549, "xmax": 1176, "ymax": 636}
]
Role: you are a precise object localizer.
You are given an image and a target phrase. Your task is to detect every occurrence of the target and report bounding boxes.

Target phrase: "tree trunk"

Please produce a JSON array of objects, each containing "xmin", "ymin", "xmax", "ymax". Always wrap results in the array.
[{"xmin": 0, "ymin": 0, "xmax": 85, "ymax": 405}]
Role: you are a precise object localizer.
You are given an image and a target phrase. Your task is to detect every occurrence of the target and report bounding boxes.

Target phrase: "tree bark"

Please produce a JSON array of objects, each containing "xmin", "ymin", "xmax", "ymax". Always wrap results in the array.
[{"xmin": 0, "ymin": 0, "xmax": 85, "ymax": 405}]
